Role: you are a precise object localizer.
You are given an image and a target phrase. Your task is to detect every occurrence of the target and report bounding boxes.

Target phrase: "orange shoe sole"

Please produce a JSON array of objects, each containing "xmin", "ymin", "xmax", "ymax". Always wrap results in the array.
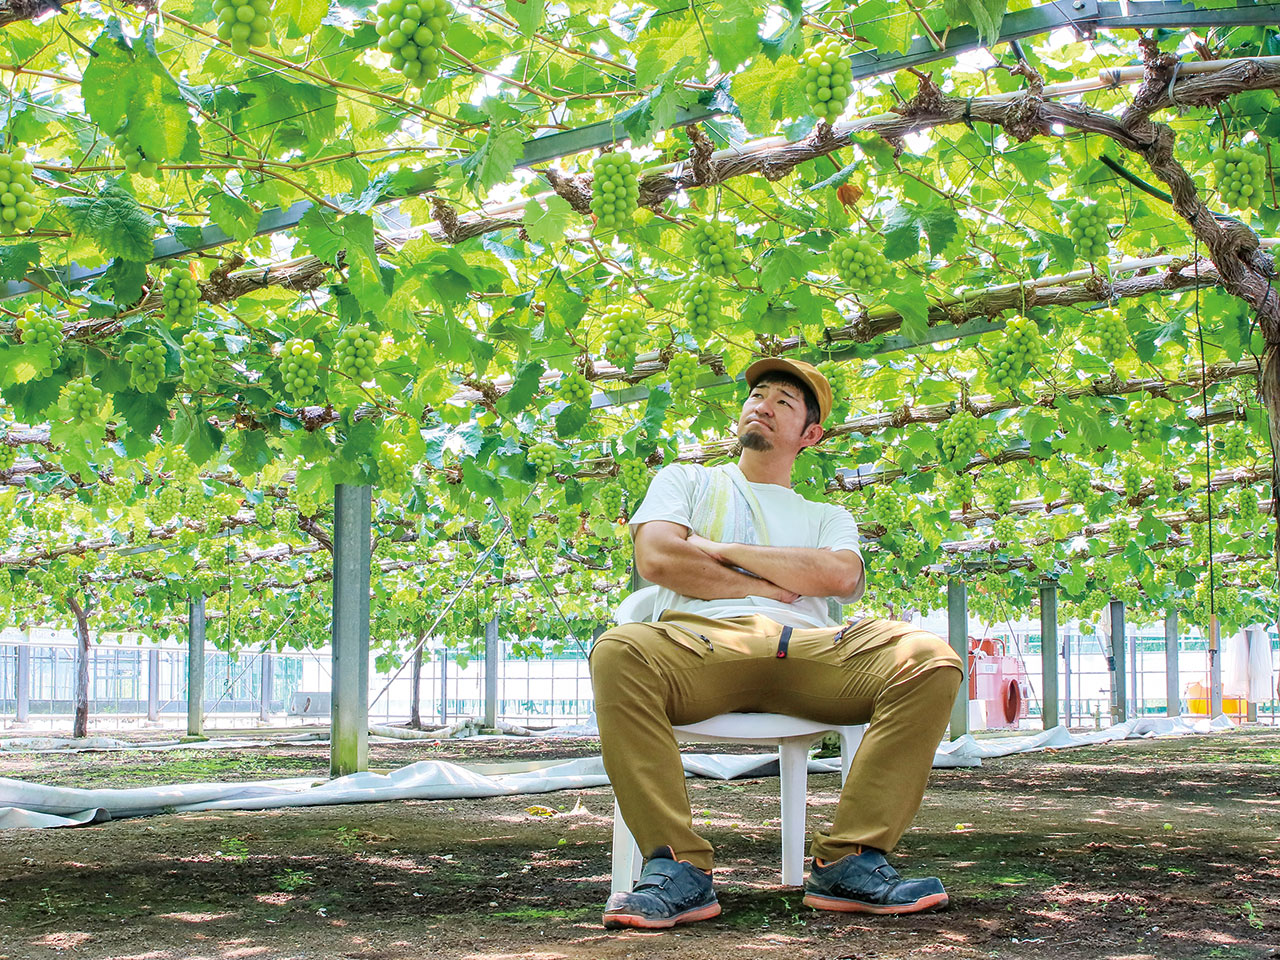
[
  {"xmin": 803, "ymin": 891, "xmax": 949, "ymax": 915},
  {"xmin": 602, "ymin": 901, "xmax": 722, "ymax": 930}
]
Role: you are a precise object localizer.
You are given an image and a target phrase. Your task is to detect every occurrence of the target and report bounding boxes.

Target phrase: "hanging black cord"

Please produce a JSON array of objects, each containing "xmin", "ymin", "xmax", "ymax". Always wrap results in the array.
[{"xmin": 1193, "ymin": 234, "xmax": 1217, "ymax": 629}]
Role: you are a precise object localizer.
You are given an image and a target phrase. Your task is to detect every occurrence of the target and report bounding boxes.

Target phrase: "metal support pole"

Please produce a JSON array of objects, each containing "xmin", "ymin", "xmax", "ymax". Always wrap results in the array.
[
  {"xmin": 484, "ymin": 615, "xmax": 499, "ymax": 729},
  {"xmin": 1209, "ymin": 614, "xmax": 1223, "ymax": 718},
  {"xmin": 1039, "ymin": 583, "xmax": 1059, "ymax": 729},
  {"xmin": 187, "ymin": 596, "xmax": 206, "ymax": 737},
  {"xmin": 439, "ymin": 649, "xmax": 448, "ymax": 726},
  {"xmin": 259, "ymin": 653, "xmax": 273, "ymax": 724},
  {"xmin": 1246, "ymin": 628, "xmax": 1258, "ymax": 723},
  {"xmin": 330, "ymin": 484, "xmax": 372, "ymax": 778},
  {"xmin": 947, "ymin": 579, "xmax": 969, "ymax": 739},
  {"xmin": 1062, "ymin": 632, "xmax": 1072, "ymax": 727},
  {"xmin": 1129, "ymin": 627, "xmax": 1139, "ymax": 717},
  {"xmin": 15, "ymin": 639, "xmax": 30, "ymax": 724},
  {"xmin": 1165, "ymin": 610, "xmax": 1180, "ymax": 716},
  {"xmin": 147, "ymin": 648, "xmax": 159, "ymax": 722},
  {"xmin": 1109, "ymin": 600, "xmax": 1127, "ymax": 724}
]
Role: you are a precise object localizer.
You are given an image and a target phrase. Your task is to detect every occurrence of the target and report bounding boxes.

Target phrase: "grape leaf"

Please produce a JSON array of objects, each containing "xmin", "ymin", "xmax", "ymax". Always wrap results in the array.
[
  {"xmin": 504, "ymin": 0, "xmax": 544, "ymax": 37},
  {"xmin": 882, "ymin": 274, "xmax": 929, "ymax": 342},
  {"xmin": 633, "ymin": 16, "xmax": 703, "ymax": 88},
  {"xmin": 497, "ymin": 361, "xmax": 545, "ymax": 416},
  {"xmin": 943, "ymin": 0, "xmax": 1008, "ymax": 46},
  {"xmin": 0, "ymin": 243, "xmax": 39, "ymax": 282},
  {"xmin": 60, "ymin": 180, "xmax": 159, "ymax": 262},
  {"xmin": 276, "ymin": 0, "xmax": 330, "ymax": 34},
  {"xmin": 207, "ymin": 192, "xmax": 259, "ymax": 243},
  {"xmin": 729, "ymin": 55, "xmax": 808, "ymax": 134},
  {"xmin": 522, "ymin": 195, "xmax": 574, "ymax": 245},
  {"xmin": 461, "ymin": 123, "xmax": 525, "ymax": 195},
  {"xmin": 704, "ymin": 2, "xmax": 761, "ymax": 71},
  {"xmin": 555, "ymin": 402, "xmax": 590, "ymax": 438}
]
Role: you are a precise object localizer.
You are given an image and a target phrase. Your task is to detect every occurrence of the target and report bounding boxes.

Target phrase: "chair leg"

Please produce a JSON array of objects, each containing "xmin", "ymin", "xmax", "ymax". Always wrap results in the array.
[
  {"xmin": 778, "ymin": 737, "xmax": 814, "ymax": 887},
  {"xmin": 610, "ymin": 797, "xmax": 643, "ymax": 894},
  {"xmin": 839, "ymin": 724, "xmax": 865, "ymax": 785}
]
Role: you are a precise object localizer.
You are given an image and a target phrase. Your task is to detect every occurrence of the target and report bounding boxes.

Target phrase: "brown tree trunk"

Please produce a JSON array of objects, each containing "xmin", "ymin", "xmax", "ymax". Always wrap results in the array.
[
  {"xmin": 67, "ymin": 595, "xmax": 90, "ymax": 739},
  {"xmin": 409, "ymin": 642, "xmax": 423, "ymax": 730}
]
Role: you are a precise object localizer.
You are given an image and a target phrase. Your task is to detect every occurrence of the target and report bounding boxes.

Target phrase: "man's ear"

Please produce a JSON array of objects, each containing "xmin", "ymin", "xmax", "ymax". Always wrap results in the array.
[{"xmin": 800, "ymin": 423, "xmax": 824, "ymax": 449}]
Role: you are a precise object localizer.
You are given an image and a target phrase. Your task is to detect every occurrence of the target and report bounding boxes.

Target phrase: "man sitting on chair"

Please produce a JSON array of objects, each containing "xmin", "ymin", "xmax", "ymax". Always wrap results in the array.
[{"xmin": 590, "ymin": 357, "xmax": 964, "ymax": 930}]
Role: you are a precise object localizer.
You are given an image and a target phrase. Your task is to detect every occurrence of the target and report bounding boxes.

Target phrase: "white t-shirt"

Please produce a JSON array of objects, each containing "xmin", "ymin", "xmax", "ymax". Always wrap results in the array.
[{"xmin": 629, "ymin": 462, "xmax": 864, "ymax": 629}]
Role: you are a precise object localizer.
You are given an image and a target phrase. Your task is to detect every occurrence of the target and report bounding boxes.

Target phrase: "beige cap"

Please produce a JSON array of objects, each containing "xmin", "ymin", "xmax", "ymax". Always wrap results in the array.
[{"xmin": 744, "ymin": 358, "xmax": 833, "ymax": 424}]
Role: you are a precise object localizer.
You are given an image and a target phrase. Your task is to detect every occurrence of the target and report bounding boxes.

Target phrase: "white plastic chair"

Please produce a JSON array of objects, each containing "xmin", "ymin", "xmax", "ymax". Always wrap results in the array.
[{"xmin": 607, "ymin": 585, "xmax": 867, "ymax": 892}]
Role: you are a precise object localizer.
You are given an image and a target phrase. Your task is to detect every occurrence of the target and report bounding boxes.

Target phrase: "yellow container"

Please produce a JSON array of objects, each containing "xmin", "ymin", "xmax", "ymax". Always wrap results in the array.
[{"xmin": 1184, "ymin": 681, "xmax": 1248, "ymax": 720}]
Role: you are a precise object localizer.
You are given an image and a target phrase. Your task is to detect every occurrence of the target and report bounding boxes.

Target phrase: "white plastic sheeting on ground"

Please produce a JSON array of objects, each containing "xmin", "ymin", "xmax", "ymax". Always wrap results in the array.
[{"xmin": 0, "ymin": 713, "xmax": 1236, "ymax": 830}]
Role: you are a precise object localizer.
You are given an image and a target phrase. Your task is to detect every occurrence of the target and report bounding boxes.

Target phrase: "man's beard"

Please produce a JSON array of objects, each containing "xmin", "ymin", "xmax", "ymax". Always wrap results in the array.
[{"xmin": 740, "ymin": 427, "xmax": 772, "ymax": 451}]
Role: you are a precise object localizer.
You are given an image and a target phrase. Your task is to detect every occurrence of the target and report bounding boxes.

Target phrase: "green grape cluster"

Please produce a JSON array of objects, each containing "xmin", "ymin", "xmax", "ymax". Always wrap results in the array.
[
  {"xmin": 800, "ymin": 38, "xmax": 852, "ymax": 122},
  {"xmin": 1236, "ymin": 485, "xmax": 1259, "ymax": 523},
  {"xmin": 559, "ymin": 371, "xmax": 592, "ymax": 405},
  {"xmin": 279, "ymin": 337, "xmax": 321, "ymax": 404},
  {"xmin": 870, "ymin": 490, "xmax": 904, "ymax": 531},
  {"xmin": 295, "ymin": 488, "xmax": 319, "ymax": 517},
  {"xmin": 0, "ymin": 442, "xmax": 16, "ymax": 472},
  {"xmin": 0, "ymin": 147, "xmax": 38, "ymax": 234},
  {"xmin": 507, "ymin": 503, "xmax": 533, "ymax": 539},
  {"xmin": 378, "ymin": 440, "xmax": 410, "ymax": 491},
  {"xmin": 1064, "ymin": 466, "xmax": 1092, "ymax": 503},
  {"xmin": 688, "ymin": 220, "xmax": 742, "ymax": 277},
  {"xmin": 1128, "ymin": 401, "xmax": 1159, "ymax": 444},
  {"xmin": 984, "ymin": 473, "xmax": 1018, "ymax": 514},
  {"xmin": 181, "ymin": 331, "xmax": 216, "ymax": 391},
  {"xmin": 124, "ymin": 337, "xmax": 167, "ymax": 393},
  {"xmin": 939, "ymin": 411, "xmax": 981, "ymax": 471},
  {"xmin": 988, "ymin": 314, "xmax": 1042, "ymax": 391},
  {"xmin": 254, "ymin": 500, "xmax": 273, "ymax": 526},
  {"xmin": 1113, "ymin": 581, "xmax": 1141, "ymax": 606},
  {"xmin": 335, "ymin": 325, "xmax": 379, "ymax": 382},
  {"xmin": 16, "ymin": 309, "xmax": 62, "ymax": 375},
  {"xmin": 162, "ymin": 268, "xmax": 199, "ymax": 326},
  {"xmin": 1067, "ymin": 202, "xmax": 1110, "ymax": 262},
  {"xmin": 1121, "ymin": 461, "xmax": 1144, "ymax": 500},
  {"xmin": 681, "ymin": 275, "xmax": 719, "ymax": 345},
  {"xmin": 1221, "ymin": 428, "xmax": 1249, "ymax": 462},
  {"xmin": 829, "ymin": 235, "xmax": 891, "ymax": 289},
  {"xmin": 62, "ymin": 377, "xmax": 103, "ymax": 420},
  {"xmin": 992, "ymin": 516, "xmax": 1018, "ymax": 544},
  {"xmin": 113, "ymin": 125, "xmax": 160, "ymax": 179},
  {"xmin": 951, "ymin": 472, "xmax": 975, "ymax": 505},
  {"xmin": 376, "ymin": 0, "xmax": 450, "ymax": 85},
  {"xmin": 211, "ymin": 492, "xmax": 240, "ymax": 518},
  {"xmin": 1095, "ymin": 309, "xmax": 1128, "ymax": 360},
  {"xmin": 168, "ymin": 452, "xmax": 199, "ymax": 485},
  {"xmin": 152, "ymin": 485, "xmax": 183, "ymax": 524},
  {"xmin": 1111, "ymin": 519, "xmax": 1131, "ymax": 548},
  {"xmin": 214, "ymin": 0, "xmax": 271, "ymax": 54},
  {"xmin": 557, "ymin": 511, "xmax": 581, "ymax": 541},
  {"xmin": 474, "ymin": 521, "xmax": 499, "ymax": 549},
  {"xmin": 666, "ymin": 352, "xmax": 700, "ymax": 395},
  {"xmin": 589, "ymin": 150, "xmax": 640, "ymax": 230},
  {"xmin": 1151, "ymin": 468, "xmax": 1176, "ymax": 502},
  {"xmin": 527, "ymin": 441, "xmax": 559, "ymax": 475},
  {"xmin": 597, "ymin": 483, "xmax": 625, "ymax": 521},
  {"xmin": 618, "ymin": 459, "xmax": 649, "ymax": 494},
  {"xmin": 601, "ymin": 304, "xmax": 646, "ymax": 364},
  {"xmin": 1212, "ymin": 145, "xmax": 1266, "ymax": 209}
]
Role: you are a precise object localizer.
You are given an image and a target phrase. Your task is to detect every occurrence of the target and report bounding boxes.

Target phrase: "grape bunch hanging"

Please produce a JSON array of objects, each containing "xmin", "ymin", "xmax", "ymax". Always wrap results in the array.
[
  {"xmin": 939, "ymin": 410, "xmax": 980, "ymax": 472},
  {"xmin": 375, "ymin": 0, "xmax": 451, "ymax": 86},
  {"xmin": 597, "ymin": 483, "xmax": 625, "ymax": 521},
  {"xmin": 213, "ymin": 0, "xmax": 271, "ymax": 53},
  {"xmin": 666, "ymin": 352, "xmax": 700, "ymax": 396},
  {"xmin": 618, "ymin": 458, "xmax": 649, "ymax": 495},
  {"xmin": 988, "ymin": 314, "xmax": 1043, "ymax": 391},
  {"xmin": 1067, "ymin": 203, "xmax": 1110, "ymax": 263},
  {"xmin": 1121, "ymin": 461, "xmax": 1144, "ymax": 500},
  {"xmin": 558, "ymin": 371, "xmax": 592, "ymax": 406},
  {"xmin": 377, "ymin": 440, "xmax": 410, "ymax": 490},
  {"xmin": 984, "ymin": 472, "xmax": 1018, "ymax": 514},
  {"xmin": 527, "ymin": 441, "xmax": 558, "ymax": 475},
  {"xmin": 181, "ymin": 331, "xmax": 216, "ymax": 391},
  {"xmin": 1094, "ymin": 309, "xmax": 1128, "ymax": 360},
  {"xmin": 601, "ymin": 304, "xmax": 646, "ymax": 365},
  {"xmin": 1221, "ymin": 428, "xmax": 1249, "ymax": 462},
  {"xmin": 1128, "ymin": 402, "xmax": 1159, "ymax": 444},
  {"xmin": 123, "ymin": 338, "xmax": 167, "ymax": 393},
  {"xmin": 1212, "ymin": 145, "xmax": 1266, "ymax": 210},
  {"xmin": 688, "ymin": 220, "xmax": 742, "ymax": 277},
  {"xmin": 16, "ymin": 309, "xmax": 62, "ymax": 376},
  {"xmin": 800, "ymin": 38, "xmax": 852, "ymax": 123},
  {"xmin": 62, "ymin": 377, "xmax": 103, "ymax": 421},
  {"xmin": 1151, "ymin": 467, "xmax": 1175, "ymax": 502},
  {"xmin": 681, "ymin": 275, "xmax": 719, "ymax": 346},
  {"xmin": 162, "ymin": 268, "xmax": 200, "ymax": 326},
  {"xmin": 829, "ymin": 235, "xmax": 891, "ymax": 289},
  {"xmin": 279, "ymin": 337, "xmax": 322, "ymax": 404},
  {"xmin": 114, "ymin": 126, "xmax": 161, "ymax": 179},
  {"xmin": 0, "ymin": 443, "xmax": 16, "ymax": 472},
  {"xmin": 590, "ymin": 150, "xmax": 640, "ymax": 230},
  {"xmin": 0, "ymin": 147, "xmax": 38, "ymax": 234},
  {"xmin": 335, "ymin": 324, "xmax": 379, "ymax": 382}
]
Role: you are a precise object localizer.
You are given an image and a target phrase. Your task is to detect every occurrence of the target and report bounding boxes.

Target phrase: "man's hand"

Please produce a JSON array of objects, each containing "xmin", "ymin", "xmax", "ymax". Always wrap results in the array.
[{"xmin": 684, "ymin": 532, "xmax": 800, "ymax": 604}]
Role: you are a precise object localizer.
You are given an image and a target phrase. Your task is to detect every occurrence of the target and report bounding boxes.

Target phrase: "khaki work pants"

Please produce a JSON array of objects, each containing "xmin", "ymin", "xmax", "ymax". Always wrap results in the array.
[{"xmin": 589, "ymin": 611, "xmax": 964, "ymax": 871}]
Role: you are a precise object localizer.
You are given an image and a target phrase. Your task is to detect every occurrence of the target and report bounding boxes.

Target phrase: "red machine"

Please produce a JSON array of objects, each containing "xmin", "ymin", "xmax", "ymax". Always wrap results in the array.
[{"xmin": 968, "ymin": 636, "xmax": 1030, "ymax": 729}]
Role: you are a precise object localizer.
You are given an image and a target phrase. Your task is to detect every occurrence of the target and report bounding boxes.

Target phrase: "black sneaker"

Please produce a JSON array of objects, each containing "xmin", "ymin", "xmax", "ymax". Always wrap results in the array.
[
  {"xmin": 602, "ymin": 847, "xmax": 721, "ymax": 930},
  {"xmin": 804, "ymin": 848, "xmax": 949, "ymax": 915}
]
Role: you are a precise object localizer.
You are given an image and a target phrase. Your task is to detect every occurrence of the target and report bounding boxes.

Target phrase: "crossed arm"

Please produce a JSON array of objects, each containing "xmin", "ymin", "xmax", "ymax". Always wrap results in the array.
[{"xmin": 634, "ymin": 520, "xmax": 864, "ymax": 604}]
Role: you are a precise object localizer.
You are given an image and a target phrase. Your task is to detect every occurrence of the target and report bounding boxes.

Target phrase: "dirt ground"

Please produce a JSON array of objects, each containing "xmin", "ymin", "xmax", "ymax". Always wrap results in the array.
[{"xmin": 1, "ymin": 726, "xmax": 1278, "ymax": 960}]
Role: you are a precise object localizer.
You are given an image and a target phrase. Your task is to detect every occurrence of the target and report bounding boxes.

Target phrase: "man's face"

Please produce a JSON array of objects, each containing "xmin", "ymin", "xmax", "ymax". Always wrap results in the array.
[{"xmin": 737, "ymin": 379, "xmax": 814, "ymax": 453}]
